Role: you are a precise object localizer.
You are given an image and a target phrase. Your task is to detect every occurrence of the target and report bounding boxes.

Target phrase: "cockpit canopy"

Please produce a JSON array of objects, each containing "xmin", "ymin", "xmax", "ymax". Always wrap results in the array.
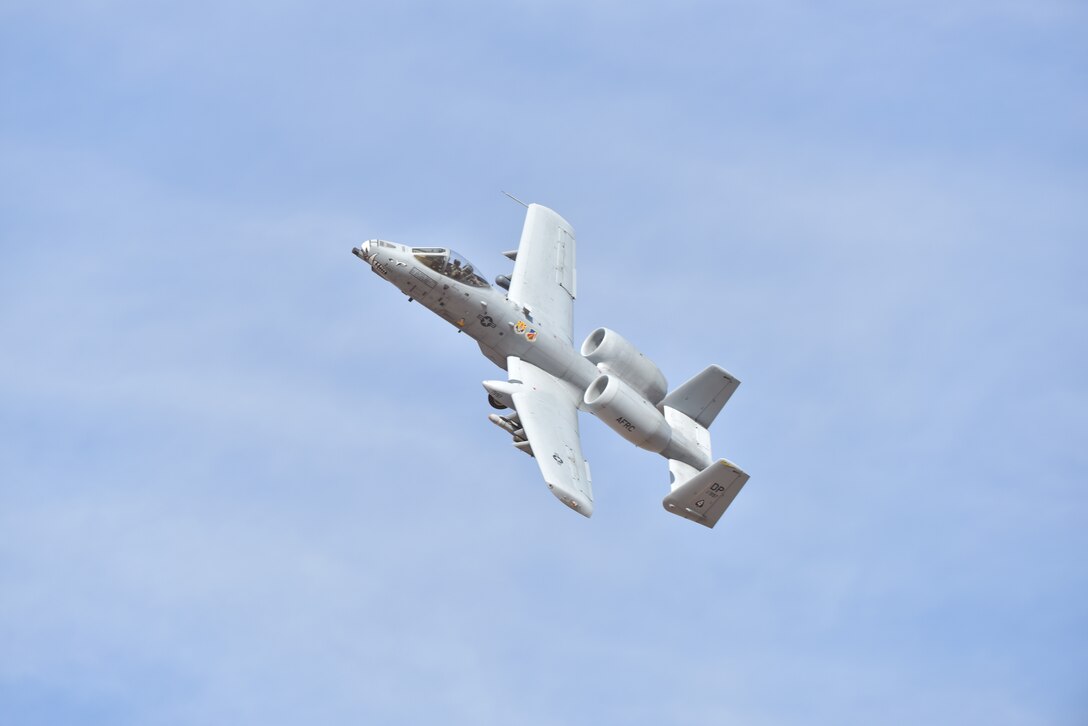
[{"xmin": 412, "ymin": 247, "xmax": 490, "ymax": 288}]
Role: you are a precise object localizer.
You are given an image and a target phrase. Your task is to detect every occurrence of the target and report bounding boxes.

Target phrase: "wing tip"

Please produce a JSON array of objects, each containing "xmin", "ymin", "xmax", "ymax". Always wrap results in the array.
[{"xmin": 548, "ymin": 483, "xmax": 593, "ymax": 518}]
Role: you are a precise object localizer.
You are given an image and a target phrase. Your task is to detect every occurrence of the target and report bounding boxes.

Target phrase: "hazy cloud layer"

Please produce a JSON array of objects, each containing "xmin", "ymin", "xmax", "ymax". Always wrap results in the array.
[{"xmin": 2, "ymin": 1, "xmax": 1085, "ymax": 724}]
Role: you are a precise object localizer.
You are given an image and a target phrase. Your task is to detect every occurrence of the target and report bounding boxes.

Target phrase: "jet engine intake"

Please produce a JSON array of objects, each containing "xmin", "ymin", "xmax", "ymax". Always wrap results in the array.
[
  {"xmin": 583, "ymin": 374, "xmax": 671, "ymax": 453},
  {"xmin": 580, "ymin": 328, "xmax": 668, "ymax": 404}
]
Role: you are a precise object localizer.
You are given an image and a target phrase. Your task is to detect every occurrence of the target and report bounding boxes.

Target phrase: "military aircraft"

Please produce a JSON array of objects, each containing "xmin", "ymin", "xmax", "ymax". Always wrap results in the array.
[{"xmin": 352, "ymin": 202, "xmax": 749, "ymax": 528}]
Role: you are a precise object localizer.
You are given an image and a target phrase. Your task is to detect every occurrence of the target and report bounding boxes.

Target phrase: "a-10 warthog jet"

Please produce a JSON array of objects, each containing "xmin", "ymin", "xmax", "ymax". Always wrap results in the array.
[{"xmin": 352, "ymin": 202, "xmax": 749, "ymax": 528}]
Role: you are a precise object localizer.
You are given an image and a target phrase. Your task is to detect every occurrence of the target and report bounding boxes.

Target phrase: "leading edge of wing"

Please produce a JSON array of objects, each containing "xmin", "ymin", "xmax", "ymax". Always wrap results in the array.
[{"xmin": 508, "ymin": 356, "xmax": 593, "ymax": 517}]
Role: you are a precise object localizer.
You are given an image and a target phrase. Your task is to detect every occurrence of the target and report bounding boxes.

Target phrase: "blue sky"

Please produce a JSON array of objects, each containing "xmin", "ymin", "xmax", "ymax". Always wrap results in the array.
[{"xmin": 1, "ymin": 1, "xmax": 1085, "ymax": 724}]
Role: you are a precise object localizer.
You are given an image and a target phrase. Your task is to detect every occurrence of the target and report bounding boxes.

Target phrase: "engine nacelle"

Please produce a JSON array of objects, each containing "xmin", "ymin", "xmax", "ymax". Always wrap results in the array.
[
  {"xmin": 583, "ymin": 374, "xmax": 671, "ymax": 453},
  {"xmin": 580, "ymin": 328, "xmax": 668, "ymax": 404}
]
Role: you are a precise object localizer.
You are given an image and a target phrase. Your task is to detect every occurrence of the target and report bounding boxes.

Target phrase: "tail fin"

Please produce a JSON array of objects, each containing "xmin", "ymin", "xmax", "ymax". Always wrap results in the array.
[
  {"xmin": 663, "ymin": 459, "xmax": 750, "ymax": 528},
  {"xmin": 660, "ymin": 365, "xmax": 746, "ymax": 528},
  {"xmin": 659, "ymin": 364, "xmax": 739, "ymax": 428}
]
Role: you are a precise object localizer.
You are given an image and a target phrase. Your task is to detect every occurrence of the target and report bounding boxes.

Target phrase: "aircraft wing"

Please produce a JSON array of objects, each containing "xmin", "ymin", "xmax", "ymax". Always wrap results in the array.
[
  {"xmin": 508, "ymin": 356, "xmax": 594, "ymax": 516},
  {"xmin": 508, "ymin": 204, "xmax": 577, "ymax": 345}
]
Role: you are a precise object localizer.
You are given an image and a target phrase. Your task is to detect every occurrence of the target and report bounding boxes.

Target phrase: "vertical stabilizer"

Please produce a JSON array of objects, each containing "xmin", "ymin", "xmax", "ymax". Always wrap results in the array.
[{"xmin": 663, "ymin": 459, "xmax": 750, "ymax": 529}]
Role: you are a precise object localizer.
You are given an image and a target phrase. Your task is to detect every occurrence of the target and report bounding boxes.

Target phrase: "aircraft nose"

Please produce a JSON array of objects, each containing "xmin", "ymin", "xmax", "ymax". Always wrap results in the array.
[{"xmin": 352, "ymin": 240, "xmax": 373, "ymax": 262}]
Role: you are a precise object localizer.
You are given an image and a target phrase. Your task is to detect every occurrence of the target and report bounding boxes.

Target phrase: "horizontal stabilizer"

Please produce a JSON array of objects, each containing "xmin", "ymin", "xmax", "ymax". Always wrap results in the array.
[
  {"xmin": 663, "ymin": 459, "xmax": 749, "ymax": 529},
  {"xmin": 659, "ymin": 365, "xmax": 739, "ymax": 428}
]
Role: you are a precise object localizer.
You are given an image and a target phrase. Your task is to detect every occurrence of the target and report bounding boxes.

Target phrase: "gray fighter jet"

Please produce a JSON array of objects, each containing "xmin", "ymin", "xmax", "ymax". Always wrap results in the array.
[{"xmin": 352, "ymin": 203, "xmax": 749, "ymax": 527}]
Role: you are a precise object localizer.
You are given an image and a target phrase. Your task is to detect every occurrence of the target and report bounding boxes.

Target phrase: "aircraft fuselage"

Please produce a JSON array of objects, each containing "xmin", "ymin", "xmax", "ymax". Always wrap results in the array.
[{"xmin": 353, "ymin": 240, "xmax": 599, "ymax": 394}]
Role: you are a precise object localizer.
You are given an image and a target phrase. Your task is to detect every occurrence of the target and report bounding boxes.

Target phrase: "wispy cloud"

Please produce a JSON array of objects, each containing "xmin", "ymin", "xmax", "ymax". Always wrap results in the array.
[{"xmin": 2, "ymin": 1, "xmax": 1086, "ymax": 724}]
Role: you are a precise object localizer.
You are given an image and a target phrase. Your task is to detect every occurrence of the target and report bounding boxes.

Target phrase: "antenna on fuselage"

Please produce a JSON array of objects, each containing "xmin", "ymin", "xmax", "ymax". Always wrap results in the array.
[{"xmin": 501, "ymin": 191, "xmax": 529, "ymax": 208}]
